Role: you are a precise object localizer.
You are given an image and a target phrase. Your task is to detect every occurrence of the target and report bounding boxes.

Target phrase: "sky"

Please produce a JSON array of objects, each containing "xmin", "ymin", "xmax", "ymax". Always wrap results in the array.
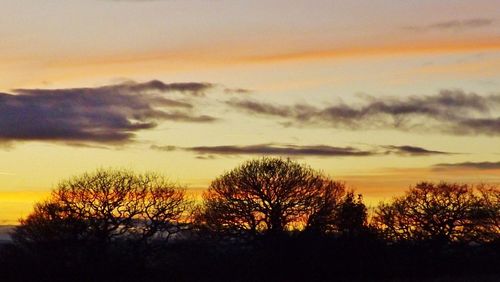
[{"xmin": 1, "ymin": 0, "xmax": 499, "ymax": 224}]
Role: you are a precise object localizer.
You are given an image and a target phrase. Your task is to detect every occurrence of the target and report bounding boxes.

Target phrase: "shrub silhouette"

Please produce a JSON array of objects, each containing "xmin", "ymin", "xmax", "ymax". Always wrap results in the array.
[
  {"xmin": 373, "ymin": 182, "xmax": 499, "ymax": 244},
  {"xmin": 196, "ymin": 157, "xmax": 366, "ymax": 239}
]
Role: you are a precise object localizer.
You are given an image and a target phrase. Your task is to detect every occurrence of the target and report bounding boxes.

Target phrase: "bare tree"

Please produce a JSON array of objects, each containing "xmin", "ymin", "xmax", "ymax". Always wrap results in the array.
[
  {"xmin": 373, "ymin": 182, "xmax": 499, "ymax": 243},
  {"xmin": 196, "ymin": 157, "xmax": 359, "ymax": 238},
  {"xmin": 13, "ymin": 169, "xmax": 192, "ymax": 246},
  {"xmin": 471, "ymin": 184, "xmax": 500, "ymax": 242}
]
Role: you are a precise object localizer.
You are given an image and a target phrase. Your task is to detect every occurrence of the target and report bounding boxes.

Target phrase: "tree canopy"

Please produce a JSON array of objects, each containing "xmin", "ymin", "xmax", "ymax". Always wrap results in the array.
[
  {"xmin": 197, "ymin": 157, "xmax": 365, "ymax": 238},
  {"xmin": 13, "ymin": 169, "xmax": 192, "ymax": 247},
  {"xmin": 373, "ymin": 182, "xmax": 499, "ymax": 244}
]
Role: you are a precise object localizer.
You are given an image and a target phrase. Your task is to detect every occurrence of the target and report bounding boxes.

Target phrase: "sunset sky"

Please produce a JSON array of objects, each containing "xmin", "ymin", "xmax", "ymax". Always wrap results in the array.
[{"xmin": 1, "ymin": 0, "xmax": 499, "ymax": 224}]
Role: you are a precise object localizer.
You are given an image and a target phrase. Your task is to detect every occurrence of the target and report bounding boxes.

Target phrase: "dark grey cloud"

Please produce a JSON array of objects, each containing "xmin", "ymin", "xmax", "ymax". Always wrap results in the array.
[
  {"xmin": 14, "ymin": 80, "xmax": 214, "ymax": 97},
  {"xmin": 0, "ymin": 80, "xmax": 217, "ymax": 146},
  {"xmin": 226, "ymin": 100, "xmax": 292, "ymax": 117},
  {"xmin": 405, "ymin": 18, "xmax": 494, "ymax": 32},
  {"xmin": 434, "ymin": 161, "xmax": 500, "ymax": 170},
  {"xmin": 227, "ymin": 89, "xmax": 500, "ymax": 136},
  {"xmin": 187, "ymin": 144, "xmax": 375, "ymax": 157},
  {"xmin": 454, "ymin": 118, "xmax": 500, "ymax": 135},
  {"xmin": 152, "ymin": 143, "xmax": 375, "ymax": 157},
  {"xmin": 382, "ymin": 145, "xmax": 453, "ymax": 156},
  {"xmin": 151, "ymin": 143, "xmax": 451, "ymax": 158}
]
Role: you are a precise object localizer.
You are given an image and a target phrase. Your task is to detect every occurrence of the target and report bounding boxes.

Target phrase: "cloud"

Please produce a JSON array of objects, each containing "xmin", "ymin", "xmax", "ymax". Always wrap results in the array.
[
  {"xmin": 0, "ymin": 80, "xmax": 217, "ymax": 146},
  {"xmin": 227, "ymin": 99, "xmax": 292, "ymax": 117},
  {"xmin": 454, "ymin": 118, "xmax": 500, "ymax": 135},
  {"xmin": 150, "ymin": 145, "xmax": 177, "ymax": 151},
  {"xmin": 195, "ymin": 155, "xmax": 217, "ymax": 160},
  {"xmin": 14, "ymin": 80, "xmax": 214, "ymax": 97},
  {"xmin": 227, "ymin": 89, "xmax": 500, "ymax": 136},
  {"xmin": 151, "ymin": 143, "xmax": 450, "ymax": 158},
  {"xmin": 405, "ymin": 18, "xmax": 494, "ymax": 32},
  {"xmin": 188, "ymin": 144, "xmax": 375, "ymax": 157},
  {"xmin": 223, "ymin": 88, "xmax": 253, "ymax": 95},
  {"xmin": 152, "ymin": 143, "xmax": 375, "ymax": 157},
  {"xmin": 434, "ymin": 161, "xmax": 500, "ymax": 170},
  {"xmin": 382, "ymin": 145, "xmax": 453, "ymax": 156}
]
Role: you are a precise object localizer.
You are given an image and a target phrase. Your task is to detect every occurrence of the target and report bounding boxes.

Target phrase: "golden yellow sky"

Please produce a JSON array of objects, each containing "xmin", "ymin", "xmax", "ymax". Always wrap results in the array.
[{"xmin": 1, "ymin": 0, "xmax": 499, "ymax": 224}]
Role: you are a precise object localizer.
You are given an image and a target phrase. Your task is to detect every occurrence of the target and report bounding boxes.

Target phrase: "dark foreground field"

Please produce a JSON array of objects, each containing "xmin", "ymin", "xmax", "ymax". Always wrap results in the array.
[{"xmin": 1, "ymin": 234, "xmax": 499, "ymax": 282}]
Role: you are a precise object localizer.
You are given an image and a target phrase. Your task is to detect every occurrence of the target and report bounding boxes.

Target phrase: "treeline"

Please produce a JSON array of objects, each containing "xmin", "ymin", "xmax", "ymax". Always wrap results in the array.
[{"xmin": 0, "ymin": 158, "xmax": 498, "ymax": 281}]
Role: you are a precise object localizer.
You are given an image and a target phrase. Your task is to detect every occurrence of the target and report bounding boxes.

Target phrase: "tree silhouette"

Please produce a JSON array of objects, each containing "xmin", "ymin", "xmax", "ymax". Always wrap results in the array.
[
  {"xmin": 13, "ymin": 202, "xmax": 86, "ymax": 245},
  {"xmin": 2, "ymin": 168, "xmax": 499, "ymax": 282},
  {"xmin": 471, "ymin": 185, "xmax": 500, "ymax": 242},
  {"xmin": 373, "ymin": 182, "xmax": 499, "ymax": 243},
  {"xmin": 13, "ymin": 169, "xmax": 192, "ymax": 248},
  {"xmin": 304, "ymin": 187, "xmax": 368, "ymax": 237},
  {"xmin": 196, "ymin": 157, "xmax": 362, "ymax": 238},
  {"xmin": 333, "ymin": 192, "xmax": 368, "ymax": 235}
]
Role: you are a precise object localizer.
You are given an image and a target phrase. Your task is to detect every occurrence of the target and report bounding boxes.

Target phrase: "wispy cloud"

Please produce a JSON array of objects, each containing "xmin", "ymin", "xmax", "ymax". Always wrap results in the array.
[
  {"xmin": 404, "ymin": 18, "xmax": 494, "ymax": 32},
  {"xmin": 151, "ymin": 143, "xmax": 452, "ymax": 158},
  {"xmin": 152, "ymin": 143, "xmax": 375, "ymax": 157},
  {"xmin": 14, "ymin": 80, "xmax": 215, "ymax": 97},
  {"xmin": 382, "ymin": 145, "xmax": 454, "ymax": 156},
  {"xmin": 227, "ymin": 89, "xmax": 500, "ymax": 136},
  {"xmin": 223, "ymin": 88, "xmax": 253, "ymax": 95},
  {"xmin": 0, "ymin": 80, "xmax": 218, "ymax": 146},
  {"xmin": 434, "ymin": 161, "xmax": 500, "ymax": 170},
  {"xmin": 240, "ymin": 41, "xmax": 500, "ymax": 64}
]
